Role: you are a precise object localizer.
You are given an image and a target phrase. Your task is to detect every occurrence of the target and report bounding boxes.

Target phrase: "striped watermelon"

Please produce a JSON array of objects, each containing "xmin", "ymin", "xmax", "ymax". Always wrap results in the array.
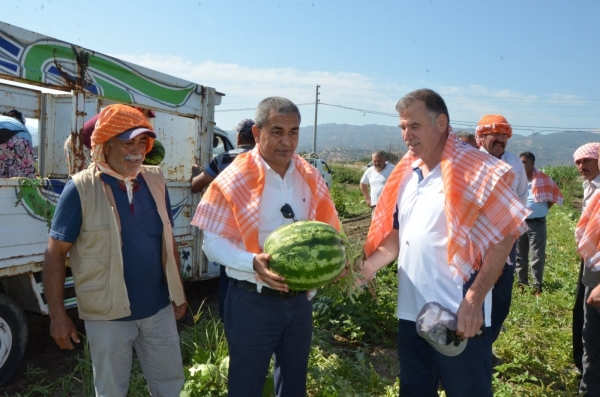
[{"xmin": 264, "ymin": 221, "xmax": 346, "ymax": 291}]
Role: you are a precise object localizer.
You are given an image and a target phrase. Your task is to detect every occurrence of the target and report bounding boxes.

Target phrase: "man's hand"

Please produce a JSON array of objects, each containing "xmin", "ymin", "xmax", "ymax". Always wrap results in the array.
[
  {"xmin": 365, "ymin": 197, "xmax": 372, "ymax": 207},
  {"xmin": 173, "ymin": 301, "xmax": 188, "ymax": 320},
  {"xmin": 253, "ymin": 253, "xmax": 288, "ymax": 291},
  {"xmin": 49, "ymin": 312, "xmax": 80, "ymax": 350},
  {"xmin": 455, "ymin": 295, "xmax": 484, "ymax": 339},
  {"xmin": 587, "ymin": 284, "xmax": 600, "ymax": 308}
]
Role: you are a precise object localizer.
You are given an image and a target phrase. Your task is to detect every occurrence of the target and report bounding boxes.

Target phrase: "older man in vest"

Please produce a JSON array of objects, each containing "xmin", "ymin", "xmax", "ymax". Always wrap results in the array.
[
  {"xmin": 192, "ymin": 97, "xmax": 339, "ymax": 397},
  {"xmin": 359, "ymin": 89, "xmax": 529, "ymax": 396},
  {"xmin": 43, "ymin": 104, "xmax": 187, "ymax": 397}
]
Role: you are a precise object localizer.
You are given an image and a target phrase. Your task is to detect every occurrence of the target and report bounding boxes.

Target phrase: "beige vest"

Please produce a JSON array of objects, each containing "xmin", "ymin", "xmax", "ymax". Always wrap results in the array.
[{"xmin": 70, "ymin": 165, "xmax": 185, "ymax": 320}]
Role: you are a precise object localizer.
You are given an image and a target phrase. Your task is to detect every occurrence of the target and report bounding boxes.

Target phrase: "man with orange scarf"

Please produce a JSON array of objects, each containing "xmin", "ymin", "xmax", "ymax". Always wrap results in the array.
[
  {"xmin": 192, "ymin": 97, "xmax": 339, "ymax": 397},
  {"xmin": 359, "ymin": 89, "xmax": 529, "ymax": 396},
  {"xmin": 475, "ymin": 114, "xmax": 528, "ymax": 367},
  {"xmin": 43, "ymin": 104, "xmax": 187, "ymax": 396},
  {"xmin": 516, "ymin": 151, "xmax": 563, "ymax": 295},
  {"xmin": 575, "ymin": 143, "xmax": 600, "ymax": 396}
]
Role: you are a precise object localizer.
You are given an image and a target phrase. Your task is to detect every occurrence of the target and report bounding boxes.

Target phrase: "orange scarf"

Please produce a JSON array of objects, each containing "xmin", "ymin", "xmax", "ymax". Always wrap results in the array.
[
  {"xmin": 531, "ymin": 168, "xmax": 563, "ymax": 205},
  {"xmin": 364, "ymin": 129, "xmax": 530, "ymax": 284},
  {"xmin": 191, "ymin": 147, "xmax": 340, "ymax": 254},
  {"xmin": 576, "ymin": 190, "xmax": 600, "ymax": 271}
]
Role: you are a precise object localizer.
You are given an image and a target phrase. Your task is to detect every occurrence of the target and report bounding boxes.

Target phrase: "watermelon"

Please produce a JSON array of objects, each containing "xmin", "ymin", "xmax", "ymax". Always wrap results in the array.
[
  {"xmin": 264, "ymin": 221, "xmax": 346, "ymax": 291},
  {"xmin": 144, "ymin": 139, "xmax": 165, "ymax": 165}
]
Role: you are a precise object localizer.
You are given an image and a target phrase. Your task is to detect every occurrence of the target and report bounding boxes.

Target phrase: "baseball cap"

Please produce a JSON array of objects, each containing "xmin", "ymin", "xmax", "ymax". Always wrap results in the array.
[
  {"xmin": 416, "ymin": 302, "xmax": 468, "ymax": 357},
  {"xmin": 116, "ymin": 127, "xmax": 157, "ymax": 141}
]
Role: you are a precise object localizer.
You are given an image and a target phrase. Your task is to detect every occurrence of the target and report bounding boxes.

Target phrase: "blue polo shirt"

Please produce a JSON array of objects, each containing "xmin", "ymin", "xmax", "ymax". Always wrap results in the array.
[
  {"xmin": 205, "ymin": 144, "xmax": 253, "ymax": 178},
  {"xmin": 50, "ymin": 173, "xmax": 173, "ymax": 321}
]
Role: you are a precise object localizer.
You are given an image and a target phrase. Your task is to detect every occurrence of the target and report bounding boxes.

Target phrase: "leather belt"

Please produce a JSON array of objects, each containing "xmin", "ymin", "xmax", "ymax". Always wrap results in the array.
[
  {"xmin": 526, "ymin": 216, "xmax": 546, "ymax": 222},
  {"xmin": 231, "ymin": 279, "xmax": 306, "ymax": 299}
]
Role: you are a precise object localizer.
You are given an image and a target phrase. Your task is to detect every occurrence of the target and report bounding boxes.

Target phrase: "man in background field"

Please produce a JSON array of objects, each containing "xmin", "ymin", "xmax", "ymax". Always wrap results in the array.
[
  {"xmin": 190, "ymin": 118, "xmax": 256, "ymax": 320},
  {"xmin": 476, "ymin": 114, "xmax": 528, "ymax": 366},
  {"xmin": 574, "ymin": 143, "xmax": 600, "ymax": 396},
  {"xmin": 455, "ymin": 130, "xmax": 478, "ymax": 148},
  {"xmin": 359, "ymin": 89, "xmax": 528, "ymax": 396},
  {"xmin": 516, "ymin": 151, "xmax": 563, "ymax": 296},
  {"xmin": 572, "ymin": 142, "xmax": 600, "ymax": 376},
  {"xmin": 360, "ymin": 150, "xmax": 395, "ymax": 209}
]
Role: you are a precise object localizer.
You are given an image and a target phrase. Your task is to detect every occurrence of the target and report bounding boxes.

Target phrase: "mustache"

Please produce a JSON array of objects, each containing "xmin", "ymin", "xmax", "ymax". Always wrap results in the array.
[
  {"xmin": 406, "ymin": 138, "xmax": 421, "ymax": 146},
  {"xmin": 124, "ymin": 153, "xmax": 143, "ymax": 161}
]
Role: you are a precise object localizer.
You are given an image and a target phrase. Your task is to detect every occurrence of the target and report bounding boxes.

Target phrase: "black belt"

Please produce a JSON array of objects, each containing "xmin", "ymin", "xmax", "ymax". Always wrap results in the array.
[
  {"xmin": 231, "ymin": 279, "xmax": 306, "ymax": 299},
  {"xmin": 526, "ymin": 216, "xmax": 546, "ymax": 222}
]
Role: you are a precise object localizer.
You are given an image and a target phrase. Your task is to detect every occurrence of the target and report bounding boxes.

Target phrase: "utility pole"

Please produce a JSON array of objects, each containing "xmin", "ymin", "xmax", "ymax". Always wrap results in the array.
[{"xmin": 312, "ymin": 85, "xmax": 320, "ymax": 154}]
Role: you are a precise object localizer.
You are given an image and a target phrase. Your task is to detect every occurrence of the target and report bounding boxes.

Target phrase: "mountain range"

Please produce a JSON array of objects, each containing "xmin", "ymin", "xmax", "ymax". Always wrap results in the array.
[{"xmin": 287, "ymin": 124, "xmax": 598, "ymax": 167}]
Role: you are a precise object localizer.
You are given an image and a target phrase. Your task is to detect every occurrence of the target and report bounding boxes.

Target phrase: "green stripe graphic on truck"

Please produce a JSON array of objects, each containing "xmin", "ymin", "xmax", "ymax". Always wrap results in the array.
[{"xmin": 264, "ymin": 221, "xmax": 346, "ymax": 291}]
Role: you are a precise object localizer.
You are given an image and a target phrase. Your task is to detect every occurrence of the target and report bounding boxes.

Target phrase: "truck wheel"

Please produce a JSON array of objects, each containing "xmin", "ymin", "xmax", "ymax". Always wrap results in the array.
[{"xmin": 0, "ymin": 294, "xmax": 28, "ymax": 386}]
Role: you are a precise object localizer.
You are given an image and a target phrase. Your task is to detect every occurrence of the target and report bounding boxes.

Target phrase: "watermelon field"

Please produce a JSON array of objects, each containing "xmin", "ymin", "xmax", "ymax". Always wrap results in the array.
[{"xmin": 0, "ymin": 164, "xmax": 586, "ymax": 396}]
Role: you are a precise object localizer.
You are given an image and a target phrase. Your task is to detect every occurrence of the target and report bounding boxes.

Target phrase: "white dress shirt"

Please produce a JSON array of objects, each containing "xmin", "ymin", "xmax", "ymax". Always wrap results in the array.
[
  {"xmin": 203, "ymin": 158, "xmax": 312, "ymax": 284},
  {"xmin": 582, "ymin": 174, "xmax": 600, "ymax": 211},
  {"xmin": 480, "ymin": 148, "xmax": 528, "ymax": 205}
]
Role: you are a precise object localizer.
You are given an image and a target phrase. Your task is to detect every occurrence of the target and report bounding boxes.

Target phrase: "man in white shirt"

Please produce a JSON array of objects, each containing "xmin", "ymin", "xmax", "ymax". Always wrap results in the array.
[
  {"xmin": 359, "ymin": 89, "xmax": 528, "ymax": 396},
  {"xmin": 191, "ymin": 97, "xmax": 339, "ymax": 397},
  {"xmin": 573, "ymin": 142, "xmax": 600, "ymax": 375},
  {"xmin": 476, "ymin": 114, "xmax": 528, "ymax": 364},
  {"xmin": 360, "ymin": 150, "xmax": 395, "ymax": 209}
]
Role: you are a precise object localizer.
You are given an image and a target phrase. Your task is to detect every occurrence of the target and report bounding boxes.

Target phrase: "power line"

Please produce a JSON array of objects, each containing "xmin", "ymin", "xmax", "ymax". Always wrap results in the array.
[
  {"xmin": 215, "ymin": 102, "xmax": 314, "ymax": 112},
  {"xmin": 215, "ymin": 100, "xmax": 600, "ymax": 132}
]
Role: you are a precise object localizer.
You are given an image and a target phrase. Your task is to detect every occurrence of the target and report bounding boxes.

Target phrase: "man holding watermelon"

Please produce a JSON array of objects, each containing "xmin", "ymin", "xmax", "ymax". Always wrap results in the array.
[
  {"xmin": 359, "ymin": 89, "xmax": 529, "ymax": 396},
  {"xmin": 192, "ymin": 97, "xmax": 340, "ymax": 397}
]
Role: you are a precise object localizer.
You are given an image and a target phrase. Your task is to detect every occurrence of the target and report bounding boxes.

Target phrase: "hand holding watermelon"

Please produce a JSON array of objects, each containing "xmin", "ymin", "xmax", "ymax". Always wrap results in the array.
[{"xmin": 252, "ymin": 253, "xmax": 289, "ymax": 292}]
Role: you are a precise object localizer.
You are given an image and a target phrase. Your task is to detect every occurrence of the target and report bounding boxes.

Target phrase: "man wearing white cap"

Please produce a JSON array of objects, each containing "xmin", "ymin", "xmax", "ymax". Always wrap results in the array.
[
  {"xmin": 572, "ymin": 142, "xmax": 600, "ymax": 376},
  {"xmin": 43, "ymin": 104, "xmax": 187, "ymax": 396}
]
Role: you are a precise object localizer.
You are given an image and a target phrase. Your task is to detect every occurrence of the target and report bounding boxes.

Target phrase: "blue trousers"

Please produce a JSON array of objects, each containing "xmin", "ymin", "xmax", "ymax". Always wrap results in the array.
[
  {"xmin": 491, "ymin": 244, "xmax": 517, "ymax": 342},
  {"xmin": 224, "ymin": 283, "xmax": 312, "ymax": 397},
  {"xmin": 398, "ymin": 319, "xmax": 493, "ymax": 397}
]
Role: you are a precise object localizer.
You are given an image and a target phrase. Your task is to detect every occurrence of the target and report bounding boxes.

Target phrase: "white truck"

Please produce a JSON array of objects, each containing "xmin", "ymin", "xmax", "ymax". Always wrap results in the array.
[
  {"xmin": 302, "ymin": 153, "xmax": 333, "ymax": 189},
  {"xmin": 0, "ymin": 21, "xmax": 230, "ymax": 384}
]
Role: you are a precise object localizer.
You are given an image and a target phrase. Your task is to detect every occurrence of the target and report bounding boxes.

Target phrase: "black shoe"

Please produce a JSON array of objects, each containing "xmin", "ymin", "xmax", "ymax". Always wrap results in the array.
[{"xmin": 492, "ymin": 353, "xmax": 504, "ymax": 367}]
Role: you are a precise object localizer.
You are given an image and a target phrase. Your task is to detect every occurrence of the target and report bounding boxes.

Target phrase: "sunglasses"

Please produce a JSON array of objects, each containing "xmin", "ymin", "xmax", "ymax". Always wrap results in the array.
[{"xmin": 280, "ymin": 203, "xmax": 297, "ymax": 222}]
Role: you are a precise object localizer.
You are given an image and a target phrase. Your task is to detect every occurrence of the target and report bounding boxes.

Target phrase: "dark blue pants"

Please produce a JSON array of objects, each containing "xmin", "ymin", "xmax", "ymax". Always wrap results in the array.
[
  {"xmin": 224, "ymin": 283, "xmax": 312, "ymax": 397},
  {"xmin": 218, "ymin": 264, "xmax": 229, "ymax": 320},
  {"xmin": 491, "ymin": 244, "xmax": 517, "ymax": 342},
  {"xmin": 397, "ymin": 320, "xmax": 493, "ymax": 397},
  {"xmin": 580, "ymin": 286, "xmax": 600, "ymax": 396}
]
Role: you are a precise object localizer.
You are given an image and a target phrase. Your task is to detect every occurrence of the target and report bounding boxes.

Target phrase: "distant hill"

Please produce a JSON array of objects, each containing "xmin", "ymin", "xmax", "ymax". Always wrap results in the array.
[{"xmin": 224, "ymin": 123, "xmax": 598, "ymax": 167}]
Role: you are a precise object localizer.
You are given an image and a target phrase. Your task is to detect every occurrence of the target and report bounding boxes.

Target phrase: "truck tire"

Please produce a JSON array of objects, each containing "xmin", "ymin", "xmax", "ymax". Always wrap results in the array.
[{"xmin": 0, "ymin": 293, "xmax": 28, "ymax": 386}]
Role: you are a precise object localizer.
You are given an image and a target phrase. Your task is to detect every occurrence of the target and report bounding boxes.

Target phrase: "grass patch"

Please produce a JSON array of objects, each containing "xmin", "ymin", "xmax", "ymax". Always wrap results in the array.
[{"xmin": 7, "ymin": 164, "xmax": 586, "ymax": 396}]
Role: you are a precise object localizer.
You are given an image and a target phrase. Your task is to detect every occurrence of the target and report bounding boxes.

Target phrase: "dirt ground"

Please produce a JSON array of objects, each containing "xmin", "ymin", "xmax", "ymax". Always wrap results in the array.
[{"xmin": 0, "ymin": 216, "xmax": 375, "ymax": 394}]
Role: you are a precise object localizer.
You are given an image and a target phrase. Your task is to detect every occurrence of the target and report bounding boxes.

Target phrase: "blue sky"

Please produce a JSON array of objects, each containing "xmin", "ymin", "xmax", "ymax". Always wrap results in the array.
[{"xmin": 2, "ymin": 0, "xmax": 600, "ymax": 135}]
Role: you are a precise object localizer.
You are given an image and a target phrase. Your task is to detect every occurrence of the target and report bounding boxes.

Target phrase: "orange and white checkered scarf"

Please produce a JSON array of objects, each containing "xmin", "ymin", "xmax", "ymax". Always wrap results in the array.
[
  {"xmin": 531, "ymin": 168, "xmax": 564, "ymax": 205},
  {"xmin": 90, "ymin": 104, "xmax": 155, "ymax": 204},
  {"xmin": 576, "ymin": 190, "xmax": 600, "ymax": 271},
  {"xmin": 364, "ymin": 128, "xmax": 530, "ymax": 284},
  {"xmin": 191, "ymin": 147, "xmax": 340, "ymax": 254}
]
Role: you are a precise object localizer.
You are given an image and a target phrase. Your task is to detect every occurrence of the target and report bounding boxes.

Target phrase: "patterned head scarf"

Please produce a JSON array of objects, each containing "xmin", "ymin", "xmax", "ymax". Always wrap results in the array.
[
  {"xmin": 573, "ymin": 143, "xmax": 600, "ymax": 163},
  {"xmin": 90, "ymin": 104, "xmax": 155, "ymax": 203},
  {"xmin": 475, "ymin": 114, "xmax": 512, "ymax": 147}
]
